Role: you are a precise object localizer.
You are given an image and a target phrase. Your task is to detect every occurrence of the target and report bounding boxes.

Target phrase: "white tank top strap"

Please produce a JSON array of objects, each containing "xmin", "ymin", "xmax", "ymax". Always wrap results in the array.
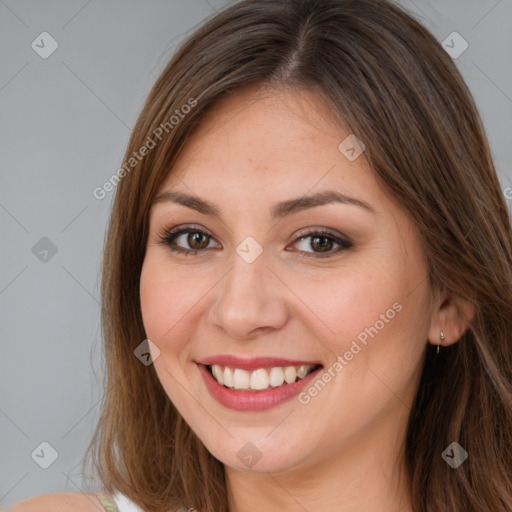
[
  {"xmin": 111, "ymin": 491, "xmax": 145, "ymax": 512},
  {"xmin": 98, "ymin": 490, "xmax": 191, "ymax": 512}
]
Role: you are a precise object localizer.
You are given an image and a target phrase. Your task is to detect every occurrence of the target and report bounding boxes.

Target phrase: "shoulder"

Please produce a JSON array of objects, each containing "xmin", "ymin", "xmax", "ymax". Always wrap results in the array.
[{"xmin": 9, "ymin": 492, "xmax": 105, "ymax": 512}]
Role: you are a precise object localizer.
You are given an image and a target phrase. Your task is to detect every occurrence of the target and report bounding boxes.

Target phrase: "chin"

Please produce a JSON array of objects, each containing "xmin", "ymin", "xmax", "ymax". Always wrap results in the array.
[{"xmin": 203, "ymin": 435, "xmax": 310, "ymax": 474}]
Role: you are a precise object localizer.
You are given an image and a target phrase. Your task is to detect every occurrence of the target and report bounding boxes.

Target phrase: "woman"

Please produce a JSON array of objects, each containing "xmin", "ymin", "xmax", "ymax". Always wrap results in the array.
[{"xmin": 12, "ymin": 0, "xmax": 512, "ymax": 511}]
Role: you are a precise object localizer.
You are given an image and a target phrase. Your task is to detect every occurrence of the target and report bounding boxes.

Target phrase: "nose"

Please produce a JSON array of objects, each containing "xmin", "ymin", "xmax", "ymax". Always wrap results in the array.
[{"xmin": 208, "ymin": 248, "xmax": 288, "ymax": 340}]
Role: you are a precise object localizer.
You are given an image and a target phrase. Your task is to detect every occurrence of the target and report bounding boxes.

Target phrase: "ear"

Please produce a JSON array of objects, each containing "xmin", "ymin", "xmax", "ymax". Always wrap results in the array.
[{"xmin": 427, "ymin": 287, "xmax": 476, "ymax": 348}]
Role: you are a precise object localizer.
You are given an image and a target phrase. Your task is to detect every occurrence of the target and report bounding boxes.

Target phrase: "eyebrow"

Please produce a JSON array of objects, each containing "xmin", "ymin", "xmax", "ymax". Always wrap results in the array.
[{"xmin": 150, "ymin": 190, "xmax": 375, "ymax": 219}]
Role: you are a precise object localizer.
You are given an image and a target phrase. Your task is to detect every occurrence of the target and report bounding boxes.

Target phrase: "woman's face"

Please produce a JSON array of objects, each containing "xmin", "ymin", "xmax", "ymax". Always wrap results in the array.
[{"xmin": 140, "ymin": 86, "xmax": 433, "ymax": 473}]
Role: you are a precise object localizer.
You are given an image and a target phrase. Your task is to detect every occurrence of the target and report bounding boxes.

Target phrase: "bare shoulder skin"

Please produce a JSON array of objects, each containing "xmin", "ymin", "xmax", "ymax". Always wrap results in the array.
[{"xmin": 9, "ymin": 492, "xmax": 104, "ymax": 512}]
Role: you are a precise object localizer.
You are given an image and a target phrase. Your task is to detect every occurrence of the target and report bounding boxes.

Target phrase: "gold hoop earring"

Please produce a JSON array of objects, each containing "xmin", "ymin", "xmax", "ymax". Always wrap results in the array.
[{"xmin": 438, "ymin": 331, "xmax": 445, "ymax": 354}]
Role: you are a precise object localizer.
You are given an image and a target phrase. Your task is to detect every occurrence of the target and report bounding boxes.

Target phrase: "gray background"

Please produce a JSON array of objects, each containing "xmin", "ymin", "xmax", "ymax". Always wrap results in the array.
[{"xmin": 1, "ymin": 0, "xmax": 511, "ymax": 508}]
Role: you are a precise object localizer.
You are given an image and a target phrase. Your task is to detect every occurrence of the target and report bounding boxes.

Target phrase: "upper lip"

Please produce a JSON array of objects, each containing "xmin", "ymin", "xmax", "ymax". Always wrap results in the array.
[{"xmin": 196, "ymin": 355, "xmax": 323, "ymax": 371}]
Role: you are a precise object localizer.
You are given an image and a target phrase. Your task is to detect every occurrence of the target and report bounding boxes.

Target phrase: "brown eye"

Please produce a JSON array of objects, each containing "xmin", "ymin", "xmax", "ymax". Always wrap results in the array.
[
  {"xmin": 292, "ymin": 229, "xmax": 353, "ymax": 258},
  {"xmin": 187, "ymin": 232, "xmax": 210, "ymax": 250},
  {"xmin": 156, "ymin": 225, "xmax": 219, "ymax": 256},
  {"xmin": 309, "ymin": 235, "xmax": 334, "ymax": 253}
]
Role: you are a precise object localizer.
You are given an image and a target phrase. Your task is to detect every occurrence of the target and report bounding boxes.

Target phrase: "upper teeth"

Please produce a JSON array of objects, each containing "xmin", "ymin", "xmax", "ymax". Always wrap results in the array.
[{"xmin": 210, "ymin": 364, "xmax": 316, "ymax": 391}]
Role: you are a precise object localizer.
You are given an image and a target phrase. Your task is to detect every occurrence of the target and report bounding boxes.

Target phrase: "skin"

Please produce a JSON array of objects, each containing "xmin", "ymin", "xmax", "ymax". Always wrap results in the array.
[
  {"xmin": 9, "ymin": 492, "xmax": 108, "ymax": 512},
  {"xmin": 138, "ymin": 85, "xmax": 474, "ymax": 512}
]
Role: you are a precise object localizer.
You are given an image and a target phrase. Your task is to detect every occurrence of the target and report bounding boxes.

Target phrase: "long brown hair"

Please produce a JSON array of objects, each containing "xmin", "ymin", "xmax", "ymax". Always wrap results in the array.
[{"xmin": 82, "ymin": 0, "xmax": 512, "ymax": 510}]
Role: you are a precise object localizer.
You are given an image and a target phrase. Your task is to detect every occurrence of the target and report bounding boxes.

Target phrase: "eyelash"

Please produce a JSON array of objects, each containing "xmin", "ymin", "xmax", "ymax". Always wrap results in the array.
[{"xmin": 155, "ymin": 224, "xmax": 353, "ymax": 259}]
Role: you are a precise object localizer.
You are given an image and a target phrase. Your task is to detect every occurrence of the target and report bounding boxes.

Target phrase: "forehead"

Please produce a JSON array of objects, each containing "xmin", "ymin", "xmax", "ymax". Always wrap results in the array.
[{"xmin": 159, "ymin": 87, "xmax": 378, "ymax": 200}]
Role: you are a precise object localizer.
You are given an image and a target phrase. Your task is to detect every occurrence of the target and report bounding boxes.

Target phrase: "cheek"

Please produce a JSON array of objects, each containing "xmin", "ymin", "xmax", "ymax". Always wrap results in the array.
[
  {"xmin": 139, "ymin": 256, "xmax": 193, "ymax": 347},
  {"xmin": 294, "ymin": 260, "xmax": 406, "ymax": 353},
  {"xmin": 139, "ymin": 260, "xmax": 169, "ymax": 339},
  {"xmin": 139, "ymin": 253, "xmax": 220, "ymax": 361},
  {"xmin": 294, "ymin": 247, "xmax": 429, "ymax": 396},
  {"xmin": 318, "ymin": 255, "xmax": 430, "ymax": 405}
]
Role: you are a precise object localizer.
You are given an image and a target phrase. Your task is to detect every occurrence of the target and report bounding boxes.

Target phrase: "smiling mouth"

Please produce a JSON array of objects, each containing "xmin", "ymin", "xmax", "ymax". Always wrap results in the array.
[{"xmin": 206, "ymin": 363, "xmax": 322, "ymax": 392}]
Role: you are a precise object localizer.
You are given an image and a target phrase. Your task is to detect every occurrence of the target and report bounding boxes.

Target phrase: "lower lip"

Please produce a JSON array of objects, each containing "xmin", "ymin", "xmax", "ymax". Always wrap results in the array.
[{"xmin": 197, "ymin": 363, "xmax": 323, "ymax": 411}]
